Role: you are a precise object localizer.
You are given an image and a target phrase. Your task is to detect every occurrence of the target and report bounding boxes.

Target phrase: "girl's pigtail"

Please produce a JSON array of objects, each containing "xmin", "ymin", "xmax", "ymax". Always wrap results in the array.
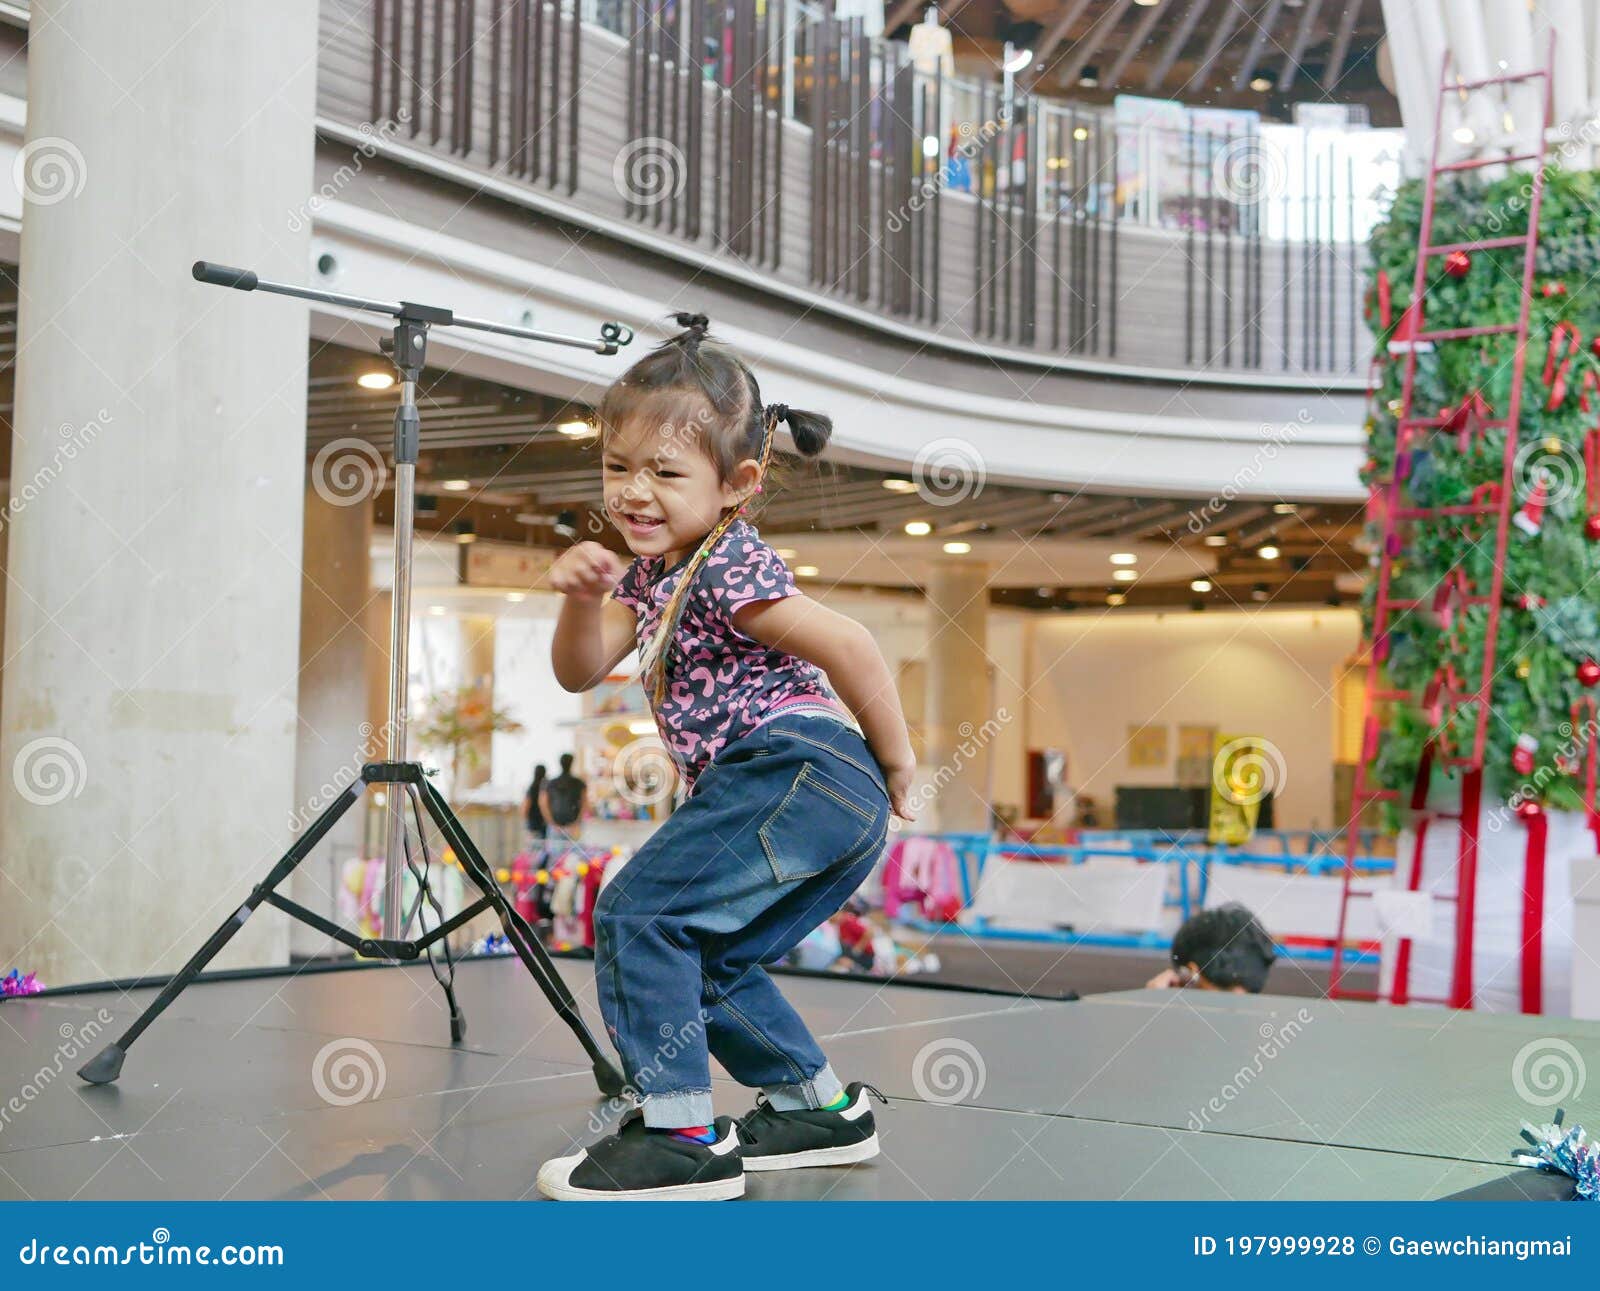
[{"xmin": 766, "ymin": 403, "xmax": 832, "ymax": 458}]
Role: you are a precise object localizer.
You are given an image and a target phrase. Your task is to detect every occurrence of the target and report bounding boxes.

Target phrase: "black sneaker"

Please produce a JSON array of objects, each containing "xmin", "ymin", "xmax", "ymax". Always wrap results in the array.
[
  {"xmin": 737, "ymin": 1081, "xmax": 886, "ymax": 1172},
  {"xmin": 536, "ymin": 1112, "xmax": 744, "ymax": 1201}
]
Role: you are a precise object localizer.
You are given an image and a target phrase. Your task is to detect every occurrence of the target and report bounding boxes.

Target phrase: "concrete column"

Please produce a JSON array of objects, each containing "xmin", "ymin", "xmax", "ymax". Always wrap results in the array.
[
  {"xmin": 924, "ymin": 561, "xmax": 995, "ymax": 833},
  {"xmin": 289, "ymin": 487, "xmax": 374, "ymax": 957},
  {"xmin": 0, "ymin": 1, "xmax": 319, "ymax": 986},
  {"xmin": 460, "ymin": 614, "xmax": 497, "ymax": 790}
]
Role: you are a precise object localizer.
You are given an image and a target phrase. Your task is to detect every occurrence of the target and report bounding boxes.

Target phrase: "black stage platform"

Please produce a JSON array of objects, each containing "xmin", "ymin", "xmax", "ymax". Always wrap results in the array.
[{"xmin": 0, "ymin": 956, "xmax": 1589, "ymax": 1200}]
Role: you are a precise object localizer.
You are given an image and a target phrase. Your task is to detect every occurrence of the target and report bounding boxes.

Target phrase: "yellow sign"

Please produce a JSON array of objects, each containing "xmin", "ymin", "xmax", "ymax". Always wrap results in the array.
[{"xmin": 1208, "ymin": 733, "xmax": 1272, "ymax": 845}]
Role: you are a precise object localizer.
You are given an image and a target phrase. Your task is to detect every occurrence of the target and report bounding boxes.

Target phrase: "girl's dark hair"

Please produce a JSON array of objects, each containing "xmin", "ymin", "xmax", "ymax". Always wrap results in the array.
[{"xmin": 595, "ymin": 311, "xmax": 832, "ymax": 481}]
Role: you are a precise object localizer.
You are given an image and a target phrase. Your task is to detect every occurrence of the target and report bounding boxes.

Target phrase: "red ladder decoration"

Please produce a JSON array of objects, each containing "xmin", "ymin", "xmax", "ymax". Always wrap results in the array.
[{"xmin": 1328, "ymin": 43, "xmax": 1555, "ymax": 1009}]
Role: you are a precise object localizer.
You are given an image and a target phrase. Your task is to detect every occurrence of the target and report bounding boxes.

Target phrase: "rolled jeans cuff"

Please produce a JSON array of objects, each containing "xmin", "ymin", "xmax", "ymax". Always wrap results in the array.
[
  {"xmin": 762, "ymin": 1061, "xmax": 844, "ymax": 1112},
  {"xmin": 641, "ymin": 1088, "xmax": 715, "ymax": 1129}
]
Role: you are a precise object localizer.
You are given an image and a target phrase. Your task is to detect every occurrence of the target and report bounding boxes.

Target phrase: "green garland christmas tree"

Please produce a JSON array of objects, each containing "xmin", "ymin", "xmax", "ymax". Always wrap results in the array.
[{"xmin": 1363, "ymin": 168, "xmax": 1600, "ymax": 821}]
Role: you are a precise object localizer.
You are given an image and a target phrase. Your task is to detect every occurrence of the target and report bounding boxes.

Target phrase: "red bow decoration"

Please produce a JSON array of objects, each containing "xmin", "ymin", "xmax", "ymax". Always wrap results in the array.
[
  {"xmin": 1431, "ymin": 570, "xmax": 1471, "ymax": 632},
  {"xmin": 1440, "ymin": 390, "xmax": 1493, "ymax": 449},
  {"xmin": 1544, "ymin": 322, "xmax": 1583, "ymax": 411}
]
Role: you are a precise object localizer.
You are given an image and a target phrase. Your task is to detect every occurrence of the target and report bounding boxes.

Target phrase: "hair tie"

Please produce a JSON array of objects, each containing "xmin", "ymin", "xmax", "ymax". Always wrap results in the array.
[
  {"xmin": 766, "ymin": 402, "xmax": 789, "ymax": 425},
  {"xmin": 673, "ymin": 311, "xmax": 710, "ymax": 339}
]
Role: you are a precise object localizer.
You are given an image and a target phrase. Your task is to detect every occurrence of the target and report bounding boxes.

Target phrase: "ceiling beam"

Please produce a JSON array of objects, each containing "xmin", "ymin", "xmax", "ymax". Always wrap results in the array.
[
  {"xmin": 1144, "ymin": 0, "xmax": 1213, "ymax": 92},
  {"xmin": 1102, "ymin": 0, "xmax": 1168, "ymax": 90},
  {"xmin": 1277, "ymin": 0, "xmax": 1327, "ymax": 92},
  {"xmin": 1022, "ymin": 0, "xmax": 1095, "ymax": 84},
  {"xmin": 1054, "ymin": 0, "xmax": 1136, "ymax": 92},
  {"xmin": 1232, "ymin": 0, "xmax": 1288, "ymax": 91},
  {"xmin": 1320, "ymin": 0, "xmax": 1364, "ymax": 92},
  {"xmin": 1184, "ymin": 0, "xmax": 1247, "ymax": 92}
]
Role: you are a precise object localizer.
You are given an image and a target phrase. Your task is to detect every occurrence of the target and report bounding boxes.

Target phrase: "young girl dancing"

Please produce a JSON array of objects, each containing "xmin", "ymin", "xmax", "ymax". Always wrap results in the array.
[{"xmin": 536, "ymin": 312, "xmax": 915, "ymax": 1201}]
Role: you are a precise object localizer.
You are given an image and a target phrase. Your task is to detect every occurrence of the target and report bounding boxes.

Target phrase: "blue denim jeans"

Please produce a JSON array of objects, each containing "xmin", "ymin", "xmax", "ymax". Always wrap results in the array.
[{"xmin": 592, "ymin": 713, "xmax": 891, "ymax": 1127}]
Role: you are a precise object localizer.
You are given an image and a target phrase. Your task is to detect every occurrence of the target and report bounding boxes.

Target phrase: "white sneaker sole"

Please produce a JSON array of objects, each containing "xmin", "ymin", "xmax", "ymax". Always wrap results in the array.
[
  {"xmin": 743, "ymin": 1132, "xmax": 880, "ymax": 1172},
  {"xmin": 537, "ymin": 1153, "xmax": 746, "ymax": 1201}
]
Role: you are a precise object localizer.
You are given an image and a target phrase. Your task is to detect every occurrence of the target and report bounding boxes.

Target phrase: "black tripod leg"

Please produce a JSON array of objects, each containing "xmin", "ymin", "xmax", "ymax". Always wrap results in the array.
[
  {"xmin": 417, "ymin": 778, "xmax": 625, "ymax": 1096},
  {"xmin": 78, "ymin": 784, "xmax": 365, "ymax": 1084}
]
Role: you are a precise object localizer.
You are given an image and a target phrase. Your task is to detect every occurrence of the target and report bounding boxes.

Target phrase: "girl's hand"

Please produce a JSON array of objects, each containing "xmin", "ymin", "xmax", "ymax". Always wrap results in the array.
[
  {"xmin": 549, "ymin": 542, "xmax": 625, "ymax": 602},
  {"xmin": 885, "ymin": 760, "xmax": 917, "ymax": 822}
]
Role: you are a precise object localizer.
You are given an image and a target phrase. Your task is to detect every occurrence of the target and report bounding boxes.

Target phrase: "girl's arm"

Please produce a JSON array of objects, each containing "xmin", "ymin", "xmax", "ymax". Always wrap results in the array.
[
  {"xmin": 733, "ymin": 596, "xmax": 917, "ymax": 819},
  {"xmin": 550, "ymin": 541, "xmax": 637, "ymax": 692}
]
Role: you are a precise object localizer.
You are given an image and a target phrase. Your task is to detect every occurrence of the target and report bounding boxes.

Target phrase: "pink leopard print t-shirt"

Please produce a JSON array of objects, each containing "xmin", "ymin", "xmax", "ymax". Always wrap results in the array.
[{"xmin": 611, "ymin": 519, "xmax": 839, "ymax": 792}]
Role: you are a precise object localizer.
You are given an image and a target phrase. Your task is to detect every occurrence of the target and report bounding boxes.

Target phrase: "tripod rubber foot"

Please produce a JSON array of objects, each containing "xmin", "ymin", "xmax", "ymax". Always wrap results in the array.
[
  {"xmin": 450, "ymin": 1009, "xmax": 467, "ymax": 1044},
  {"xmin": 594, "ymin": 1058, "xmax": 626, "ymax": 1097},
  {"xmin": 78, "ymin": 1043, "xmax": 126, "ymax": 1085}
]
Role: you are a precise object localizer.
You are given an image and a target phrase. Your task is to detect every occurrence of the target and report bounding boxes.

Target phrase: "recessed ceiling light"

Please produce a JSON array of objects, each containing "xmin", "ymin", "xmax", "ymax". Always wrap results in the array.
[
  {"xmin": 882, "ymin": 478, "xmax": 918, "ymax": 493},
  {"xmin": 505, "ymin": 592, "xmax": 526, "ymax": 603},
  {"xmin": 1251, "ymin": 583, "xmax": 1270, "ymax": 602},
  {"xmin": 795, "ymin": 565, "xmax": 820, "ymax": 577},
  {"xmin": 1203, "ymin": 534, "xmax": 1228, "ymax": 547},
  {"xmin": 1106, "ymin": 592, "xmax": 1126, "ymax": 607},
  {"xmin": 943, "ymin": 541, "xmax": 972, "ymax": 554},
  {"xmin": 1250, "ymin": 71, "xmax": 1276, "ymax": 93},
  {"xmin": 1109, "ymin": 552, "xmax": 1137, "ymax": 565},
  {"xmin": 1258, "ymin": 544, "xmax": 1281, "ymax": 560},
  {"xmin": 904, "ymin": 520, "xmax": 932, "ymax": 536},
  {"xmin": 1191, "ymin": 579, "xmax": 1213, "ymax": 593},
  {"xmin": 1113, "ymin": 569, "xmax": 1138, "ymax": 582},
  {"xmin": 1077, "ymin": 68, "xmax": 1098, "ymax": 89},
  {"xmin": 441, "ymin": 479, "xmax": 470, "ymax": 491},
  {"xmin": 1272, "ymin": 503, "xmax": 1297, "ymax": 514},
  {"xmin": 358, "ymin": 371, "xmax": 395, "ymax": 390},
  {"xmin": 558, "ymin": 420, "xmax": 592, "ymax": 436}
]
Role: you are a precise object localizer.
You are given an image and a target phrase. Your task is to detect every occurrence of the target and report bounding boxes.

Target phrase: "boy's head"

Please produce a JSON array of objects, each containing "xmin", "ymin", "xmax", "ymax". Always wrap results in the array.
[{"xmin": 1168, "ymin": 903, "xmax": 1276, "ymax": 993}]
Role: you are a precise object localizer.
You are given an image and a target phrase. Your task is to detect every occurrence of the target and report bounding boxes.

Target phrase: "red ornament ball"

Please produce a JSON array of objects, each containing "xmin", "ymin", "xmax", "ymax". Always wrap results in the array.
[
  {"xmin": 1512, "ymin": 747, "xmax": 1536, "ymax": 776},
  {"xmin": 1586, "ymin": 514, "xmax": 1600, "ymax": 541},
  {"xmin": 1592, "ymin": 335, "xmax": 1600, "ymax": 359},
  {"xmin": 1580, "ymin": 659, "xmax": 1600, "ymax": 687},
  {"xmin": 1443, "ymin": 250, "xmax": 1472, "ymax": 278},
  {"xmin": 1516, "ymin": 798, "xmax": 1544, "ymax": 820}
]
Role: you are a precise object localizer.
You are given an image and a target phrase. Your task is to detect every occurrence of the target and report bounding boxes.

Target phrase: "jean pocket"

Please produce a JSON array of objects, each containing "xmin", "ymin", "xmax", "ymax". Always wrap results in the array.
[{"xmin": 758, "ymin": 762, "xmax": 885, "ymax": 883}]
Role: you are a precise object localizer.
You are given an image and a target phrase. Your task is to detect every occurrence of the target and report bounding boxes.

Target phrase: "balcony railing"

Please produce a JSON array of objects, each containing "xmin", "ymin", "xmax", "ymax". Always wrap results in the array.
[{"xmin": 325, "ymin": 0, "xmax": 1388, "ymax": 379}]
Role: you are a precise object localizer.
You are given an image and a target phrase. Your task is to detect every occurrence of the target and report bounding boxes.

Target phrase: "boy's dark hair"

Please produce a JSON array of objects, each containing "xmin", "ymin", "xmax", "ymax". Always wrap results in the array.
[
  {"xmin": 1170, "ymin": 903, "xmax": 1276, "ymax": 993},
  {"xmin": 596, "ymin": 311, "xmax": 832, "ymax": 481}
]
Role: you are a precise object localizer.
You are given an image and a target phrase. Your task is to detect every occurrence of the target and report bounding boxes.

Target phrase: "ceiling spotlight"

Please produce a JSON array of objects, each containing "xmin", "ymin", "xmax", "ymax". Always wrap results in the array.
[
  {"xmin": 1249, "ymin": 70, "xmax": 1276, "ymax": 93},
  {"xmin": 557, "ymin": 419, "xmax": 592, "ymax": 436},
  {"xmin": 554, "ymin": 510, "xmax": 578, "ymax": 541},
  {"xmin": 1110, "ymin": 552, "xmax": 1138, "ymax": 565},
  {"xmin": 1078, "ymin": 66, "xmax": 1099, "ymax": 88},
  {"xmin": 943, "ymin": 541, "xmax": 972, "ymax": 554},
  {"xmin": 417, "ymin": 494, "xmax": 439, "ymax": 518},
  {"xmin": 795, "ymin": 565, "xmax": 820, "ymax": 577},
  {"xmin": 514, "ymin": 512, "xmax": 543, "ymax": 525},
  {"xmin": 1106, "ymin": 592, "xmax": 1127, "ymax": 607},
  {"xmin": 1251, "ymin": 583, "xmax": 1270, "ymax": 602},
  {"xmin": 1003, "ymin": 45, "xmax": 1034, "ymax": 75},
  {"xmin": 1272, "ymin": 502, "xmax": 1297, "ymax": 514},
  {"xmin": 1133, "ymin": 0, "xmax": 1160, "ymax": 5},
  {"xmin": 1113, "ymin": 568, "xmax": 1138, "ymax": 583},
  {"xmin": 454, "ymin": 520, "xmax": 477, "ymax": 544},
  {"xmin": 904, "ymin": 520, "xmax": 932, "ymax": 536},
  {"xmin": 441, "ymin": 479, "xmax": 470, "ymax": 492},
  {"xmin": 1191, "ymin": 579, "xmax": 1213, "ymax": 593},
  {"xmin": 1203, "ymin": 534, "xmax": 1228, "ymax": 547},
  {"xmin": 882, "ymin": 478, "xmax": 918, "ymax": 493},
  {"xmin": 358, "ymin": 371, "xmax": 395, "ymax": 390},
  {"xmin": 1258, "ymin": 544, "xmax": 1281, "ymax": 560}
]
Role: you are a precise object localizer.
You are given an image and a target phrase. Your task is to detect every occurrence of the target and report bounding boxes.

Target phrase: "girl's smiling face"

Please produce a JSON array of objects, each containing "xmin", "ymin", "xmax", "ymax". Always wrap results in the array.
[{"xmin": 602, "ymin": 414, "xmax": 760, "ymax": 566}]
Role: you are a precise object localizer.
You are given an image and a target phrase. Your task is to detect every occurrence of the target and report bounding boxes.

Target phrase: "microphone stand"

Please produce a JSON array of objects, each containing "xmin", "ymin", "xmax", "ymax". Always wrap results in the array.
[{"xmin": 78, "ymin": 262, "xmax": 631, "ymax": 1096}]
